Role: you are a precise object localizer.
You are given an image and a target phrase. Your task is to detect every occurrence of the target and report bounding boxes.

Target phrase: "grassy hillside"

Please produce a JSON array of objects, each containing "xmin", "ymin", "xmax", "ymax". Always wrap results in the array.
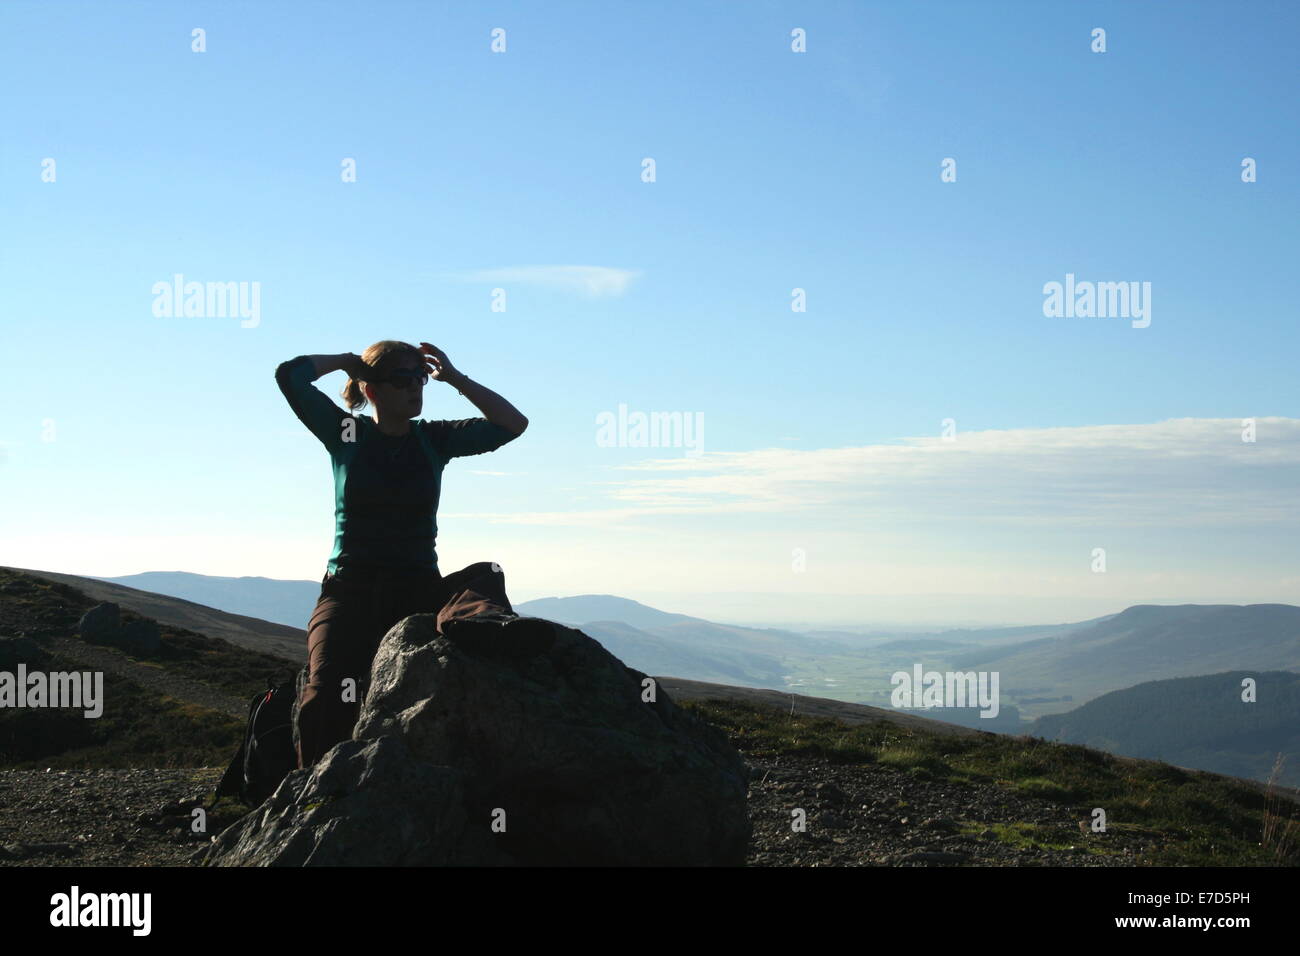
[
  {"xmin": 689, "ymin": 698, "xmax": 1300, "ymax": 866},
  {"xmin": 0, "ymin": 567, "xmax": 296, "ymax": 769},
  {"xmin": 4, "ymin": 566, "xmax": 1298, "ymax": 867},
  {"xmin": 0, "ymin": 638, "xmax": 244, "ymax": 768},
  {"xmin": 1032, "ymin": 670, "xmax": 1300, "ymax": 787}
]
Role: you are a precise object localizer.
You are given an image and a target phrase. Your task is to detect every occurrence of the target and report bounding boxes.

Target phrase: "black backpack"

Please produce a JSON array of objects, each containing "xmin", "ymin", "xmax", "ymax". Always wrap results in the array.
[{"xmin": 212, "ymin": 669, "xmax": 303, "ymax": 808}]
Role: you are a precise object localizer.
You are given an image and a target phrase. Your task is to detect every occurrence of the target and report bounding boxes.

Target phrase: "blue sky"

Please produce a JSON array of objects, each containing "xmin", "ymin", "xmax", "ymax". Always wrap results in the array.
[{"xmin": 2, "ymin": 1, "xmax": 1297, "ymax": 627}]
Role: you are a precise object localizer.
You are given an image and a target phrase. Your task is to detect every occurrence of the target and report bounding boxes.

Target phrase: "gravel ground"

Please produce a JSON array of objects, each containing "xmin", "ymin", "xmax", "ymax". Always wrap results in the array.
[
  {"xmin": 741, "ymin": 752, "xmax": 1154, "ymax": 866},
  {"xmin": 0, "ymin": 751, "xmax": 1153, "ymax": 867},
  {"xmin": 0, "ymin": 768, "xmax": 225, "ymax": 867}
]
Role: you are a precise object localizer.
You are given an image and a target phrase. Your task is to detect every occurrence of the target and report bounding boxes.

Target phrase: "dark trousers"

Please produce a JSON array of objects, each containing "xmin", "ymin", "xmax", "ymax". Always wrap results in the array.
[{"xmin": 295, "ymin": 560, "xmax": 515, "ymax": 769}]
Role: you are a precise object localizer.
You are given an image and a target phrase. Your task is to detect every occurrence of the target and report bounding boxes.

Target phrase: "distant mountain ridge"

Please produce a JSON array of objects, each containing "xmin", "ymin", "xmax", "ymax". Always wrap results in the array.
[
  {"xmin": 952, "ymin": 603, "xmax": 1300, "ymax": 712},
  {"xmin": 514, "ymin": 594, "xmax": 697, "ymax": 630},
  {"xmin": 75, "ymin": 577, "xmax": 854, "ymax": 692},
  {"xmin": 91, "ymin": 571, "xmax": 322, "ymax": 629},
  {"xmin": 515, "ymin": 595, "xmax": 853, "ymax": 689}
]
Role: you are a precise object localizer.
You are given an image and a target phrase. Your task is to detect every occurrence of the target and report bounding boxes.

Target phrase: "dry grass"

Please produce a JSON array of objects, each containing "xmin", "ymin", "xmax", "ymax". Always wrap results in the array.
[{"xmin": 1262, "ymin": 753, "xmax": 1300, "ymax": 862}]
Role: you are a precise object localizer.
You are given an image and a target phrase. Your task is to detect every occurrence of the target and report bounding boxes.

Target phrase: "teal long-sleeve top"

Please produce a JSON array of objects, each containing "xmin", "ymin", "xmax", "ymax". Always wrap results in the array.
[{"xmin": 275, "ymin": 355, "xmax": 520, "ymax": 576}]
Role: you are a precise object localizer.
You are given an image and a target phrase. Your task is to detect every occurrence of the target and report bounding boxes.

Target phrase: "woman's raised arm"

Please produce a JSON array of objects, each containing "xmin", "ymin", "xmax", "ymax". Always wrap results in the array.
[
  {"xmin": 302, "ymin": 353, "xmax": 370, "ymax": 380},
  {"xmin": 275, "ymin": 354, "xmax": 366, "ymax": 452}
]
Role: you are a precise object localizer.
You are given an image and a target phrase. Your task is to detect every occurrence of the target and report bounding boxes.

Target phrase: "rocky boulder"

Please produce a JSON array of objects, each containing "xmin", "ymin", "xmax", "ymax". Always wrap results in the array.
[
  {"xmin": 119, "ymin": 619, "xmax": 161, "ymax": 652},
  {"xmin": 77, "ymin": 602, "xmax": 120, "ymax": 642},
  {"xmin": 202, "ymin": 615, "xmax": 752, "ymax": 866},
  {"xmin": 0, "ymin": 635, "xmax": 43, "ymax": 670},
  {"xmin": 77, "ymin": 603, "xmax": 162, "ymax": 653}
]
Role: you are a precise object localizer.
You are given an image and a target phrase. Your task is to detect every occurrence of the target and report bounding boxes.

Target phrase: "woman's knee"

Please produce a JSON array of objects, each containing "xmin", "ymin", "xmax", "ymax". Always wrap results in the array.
[
  {"xmin": 302, "ymin": 665, "xmax": 368, "ymax": 710},
  {"xmin": 441, "ymin": 561, "xmax": 505, "ymax": 588}
]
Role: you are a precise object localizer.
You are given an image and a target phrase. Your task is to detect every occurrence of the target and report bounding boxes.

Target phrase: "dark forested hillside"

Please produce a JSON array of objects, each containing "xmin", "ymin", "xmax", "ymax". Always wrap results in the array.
[{"xmin": 1031, "ymin": 670, "xmax": 1300, "ymax": 787}]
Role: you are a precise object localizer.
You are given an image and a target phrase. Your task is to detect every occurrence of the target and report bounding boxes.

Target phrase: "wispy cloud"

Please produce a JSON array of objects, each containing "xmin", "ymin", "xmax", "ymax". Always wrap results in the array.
[
  {"xmin": 436, "ymin": 265, "xmax": 641, "ymax": 298},
  {"xmin": 449, "ymin": 418, "xmax": 1300, "ymax": 528}
]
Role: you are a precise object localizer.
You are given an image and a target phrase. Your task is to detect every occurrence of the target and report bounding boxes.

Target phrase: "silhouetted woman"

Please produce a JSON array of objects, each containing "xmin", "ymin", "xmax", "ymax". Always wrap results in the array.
[{"xmin": 275, "ymin": 340, "xmax": 553, "ymax": 769}]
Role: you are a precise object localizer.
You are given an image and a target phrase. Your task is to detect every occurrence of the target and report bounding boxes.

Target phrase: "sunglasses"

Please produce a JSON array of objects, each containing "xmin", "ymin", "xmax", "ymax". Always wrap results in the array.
[{"xmin": 380, "ymin": 366, "xmax": 429, "ymax": 389}]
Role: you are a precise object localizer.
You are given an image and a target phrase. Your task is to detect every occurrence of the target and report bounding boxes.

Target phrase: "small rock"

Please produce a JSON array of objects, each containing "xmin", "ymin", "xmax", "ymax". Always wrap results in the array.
[
  {"xmin": 816, "ymin": 782, "xmax": 847, "ymax": 804},
  {"xmin": 922, "ymin": 816, "xmax": 957, "ymax": 831},
  {"xmin": 17, "ymin": 842, "xmax": 77, "ymax": 857}
]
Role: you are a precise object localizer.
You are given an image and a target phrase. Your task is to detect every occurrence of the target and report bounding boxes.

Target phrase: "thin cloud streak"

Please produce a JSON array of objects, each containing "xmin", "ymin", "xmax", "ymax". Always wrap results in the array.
[{"xmin": 452, "ymin": 418, "xmax": 1300, "ymax": 528}]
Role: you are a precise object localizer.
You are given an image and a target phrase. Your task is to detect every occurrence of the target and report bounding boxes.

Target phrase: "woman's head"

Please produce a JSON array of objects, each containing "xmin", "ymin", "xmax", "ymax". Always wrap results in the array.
[{"xmin": 341, "ymin": 340, "xmax": 428, "ymax": 418}]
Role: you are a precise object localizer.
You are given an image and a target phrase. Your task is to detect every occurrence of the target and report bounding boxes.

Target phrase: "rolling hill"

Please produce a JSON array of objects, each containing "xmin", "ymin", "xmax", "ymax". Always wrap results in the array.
[
  {"xmin": 951, "ymin": 604, "xmax": 1300, "ymax": 716},
  {"xmin": 3, "ymin": 566, "xmax": 308, "ymax": 662},
  {"xmin": 1031, "ymin": 670, "xmax": 1300, "ymax": 787},
  {"xmin": 3, "ymin": 564, "xmax": 1298, "ymax": 869},
  {"xmin": 90, "ymin": 570, "xmax": 322, "ymax": 630}
]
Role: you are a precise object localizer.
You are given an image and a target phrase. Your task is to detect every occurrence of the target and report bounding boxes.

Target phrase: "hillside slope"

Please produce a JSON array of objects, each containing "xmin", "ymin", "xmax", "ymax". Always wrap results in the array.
[
  {"xmin": 3, "ymin": 565, "xmax": 306, "ymax": 662},
  {"xmin": 952, "ymin": 603, "xmax": 1300, "ymax": 711},
  {"xmin": 90, "ymin": 570, "xmax": 321, "ymax": 630},
  {"xmin": 1032, "ymin": 670, "xmax": 1300, "ymax": 787},
  {"xmin": 3, "ymin": 566, "xmax": 1297, "ymax": 868}
]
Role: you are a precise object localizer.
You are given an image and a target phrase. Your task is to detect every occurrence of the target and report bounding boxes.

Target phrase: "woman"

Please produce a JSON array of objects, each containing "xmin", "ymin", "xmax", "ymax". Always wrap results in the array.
[{"xmin": 275, "ymin": 339, "xmax": 554, "ymax": 769}]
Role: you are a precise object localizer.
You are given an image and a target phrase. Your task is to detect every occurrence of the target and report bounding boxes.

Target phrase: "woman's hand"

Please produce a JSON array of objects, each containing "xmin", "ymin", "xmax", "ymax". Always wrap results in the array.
[
  {"xmin": 419, "ymin": 342, "xmax": 462, "ymax": 385},
  {"xmin": 343, "ymin": 352, "xmax": 373, "ymax": 380},
  {"xmin": 418, "ymin": 343, "xmax": 528, "ymax": 433}
]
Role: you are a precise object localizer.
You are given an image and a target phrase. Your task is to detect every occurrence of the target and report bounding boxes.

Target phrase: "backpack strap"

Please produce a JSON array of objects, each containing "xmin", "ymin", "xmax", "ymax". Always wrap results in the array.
[{"xmin": 207, "ymin": 687, "xmax": 268, "ymax": 808}]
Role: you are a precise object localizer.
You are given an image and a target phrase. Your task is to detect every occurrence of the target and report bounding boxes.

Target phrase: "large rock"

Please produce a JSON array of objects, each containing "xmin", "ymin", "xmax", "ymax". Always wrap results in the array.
[
  {"xmin": 203, "ymin": 616, "xmax": 752, "ymax": 866},
  {"xmin": 77, "ymin": 603, "xmax": 162, "ymax": 653},
  {"xmin": 118, "ymin": 618, "xmax": 161, "ymax": 652},
  {"xmin": 200, "ymin": 735, "xmax": 510, "ymax": 866},
  {"xmin": 77, "ymin": 602, "xmax": 120, "ymax": 642},
  {"xmin": 0, "ymin": 636, "xmax": 43, "ymax": 670}
]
